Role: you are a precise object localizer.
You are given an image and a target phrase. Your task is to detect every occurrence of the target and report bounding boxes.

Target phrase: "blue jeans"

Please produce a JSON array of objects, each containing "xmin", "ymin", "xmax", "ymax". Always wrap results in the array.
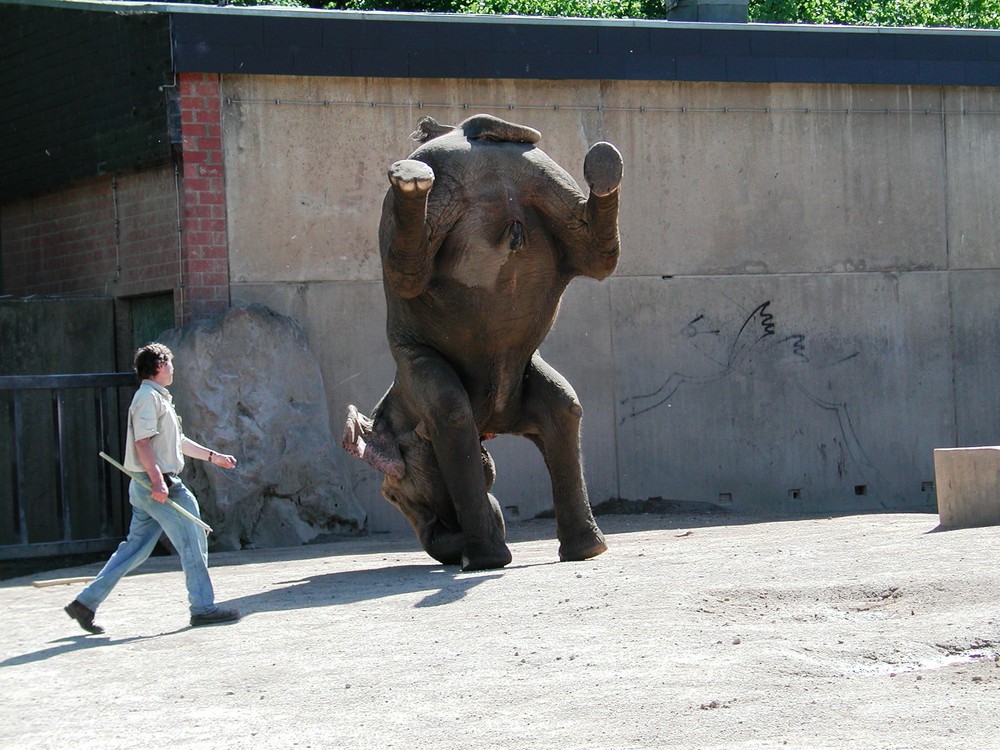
[{"xmin": 76, "ymin": 475, "xmax": 217, "ymax": 616}]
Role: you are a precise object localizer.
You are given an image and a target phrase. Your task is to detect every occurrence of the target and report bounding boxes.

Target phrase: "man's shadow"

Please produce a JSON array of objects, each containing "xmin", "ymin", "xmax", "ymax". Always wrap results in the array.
[
  {"xmin": 5, "ymin": 559, "xmax": 536, "ymax": 667},
  {"xmin": 1, "ymin": 628, "xmax": 189, "ymax": 669}
]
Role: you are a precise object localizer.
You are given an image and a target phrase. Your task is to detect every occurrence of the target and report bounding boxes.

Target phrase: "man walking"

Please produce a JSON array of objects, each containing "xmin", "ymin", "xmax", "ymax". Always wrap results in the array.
[{"xmin": 65, "ymin": 343, "xmax": 241, "ymax": 633}]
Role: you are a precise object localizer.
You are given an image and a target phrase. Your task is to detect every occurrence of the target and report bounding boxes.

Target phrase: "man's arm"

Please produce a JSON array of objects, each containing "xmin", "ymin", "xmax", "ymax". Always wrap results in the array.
[
  {"xmin": 181, "ymin": 436, "xmax": 238, "ymax": 470},
  {"xmin": 134, "ymin": 437, "xmax": 170, "ymax": 503}
]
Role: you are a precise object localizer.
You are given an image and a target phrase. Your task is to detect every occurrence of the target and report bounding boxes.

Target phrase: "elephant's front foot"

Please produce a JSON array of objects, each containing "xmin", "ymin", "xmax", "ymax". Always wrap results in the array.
[
  {"xmin": 421, "ymin": 528, "xmax": 512, "ymax": 571},
  {"xmin": 558, "ymin": 525, "xmax": 608, "ymax": 562},
  {"xmin": 460, "ymin": 493, "xmax": 511, "ymax": 571},
  {"xmin": 462, "ymin": 539, "xmax": 513, "ymax": 572}
]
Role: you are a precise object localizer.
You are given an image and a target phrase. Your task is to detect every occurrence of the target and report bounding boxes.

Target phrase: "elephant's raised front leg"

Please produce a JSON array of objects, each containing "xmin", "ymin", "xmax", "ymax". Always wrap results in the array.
[{"xmin": 516, "ymin": 352, "xmax": 608, "ymax": 561}]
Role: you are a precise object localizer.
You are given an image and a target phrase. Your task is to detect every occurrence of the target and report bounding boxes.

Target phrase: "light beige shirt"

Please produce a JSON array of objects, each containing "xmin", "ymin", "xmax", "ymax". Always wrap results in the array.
[{"xmin": 124, "ymin": 380, "xmax": 185, "ymax": 474}]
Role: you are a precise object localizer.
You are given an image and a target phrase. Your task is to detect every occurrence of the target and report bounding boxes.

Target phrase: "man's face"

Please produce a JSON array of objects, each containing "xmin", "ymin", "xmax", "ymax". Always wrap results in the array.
[{"xmin": 153, "ymin": 358, "xmax": 175, "ymax": 386}]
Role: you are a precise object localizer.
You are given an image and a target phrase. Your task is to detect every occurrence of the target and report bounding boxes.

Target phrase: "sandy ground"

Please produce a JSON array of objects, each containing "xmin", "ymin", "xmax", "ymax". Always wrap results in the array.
[{"xmin": 1, "ymin": 511, "xmax": 999, "ymax": 749}]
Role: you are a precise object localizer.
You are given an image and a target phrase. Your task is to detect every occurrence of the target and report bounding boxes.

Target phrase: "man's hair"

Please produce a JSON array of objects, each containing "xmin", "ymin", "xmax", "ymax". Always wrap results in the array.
[{"xmin": 134, "ymin": 342, "xmax": 173, "ymax": 381}]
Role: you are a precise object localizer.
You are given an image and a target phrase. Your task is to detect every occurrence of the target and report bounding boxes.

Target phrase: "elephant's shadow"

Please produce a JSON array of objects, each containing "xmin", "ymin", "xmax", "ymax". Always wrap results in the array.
[{"xmin": 224, "ymin": 563, "xmax": 513, "ymax": 616}]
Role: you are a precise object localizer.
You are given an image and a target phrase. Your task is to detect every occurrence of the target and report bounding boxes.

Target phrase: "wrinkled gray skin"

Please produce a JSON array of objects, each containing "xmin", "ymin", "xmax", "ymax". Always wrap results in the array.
[{"xmin": 343, "ymin": 114, "xmax": 623, "ymax": 571}]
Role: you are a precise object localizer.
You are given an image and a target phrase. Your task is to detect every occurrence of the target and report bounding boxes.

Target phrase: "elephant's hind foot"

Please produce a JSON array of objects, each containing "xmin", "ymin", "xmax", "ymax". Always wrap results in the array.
[
  {"xmin": 388, "ymin": 159, "xmax": 434, "ymax": 196},
  {"xmin": 558, "ymin": 528, "xmax": 608, "ymax": 562},
  {"xmin": 584, "ymin": 142, "xmax": 624, "ymax": 197}
]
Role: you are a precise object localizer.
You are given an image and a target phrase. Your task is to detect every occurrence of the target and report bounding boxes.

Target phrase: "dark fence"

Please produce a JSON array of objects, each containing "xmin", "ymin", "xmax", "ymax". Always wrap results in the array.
[{"xmin": 0, "ymin": 373, "xmax": 136, "ymax": 559}]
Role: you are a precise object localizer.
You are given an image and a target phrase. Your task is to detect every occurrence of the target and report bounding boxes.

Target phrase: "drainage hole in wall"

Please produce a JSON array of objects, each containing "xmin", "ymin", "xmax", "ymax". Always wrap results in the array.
[
  {"xmin": 505, "ymin": 505, "xmax": 520, "ymax": 518},
  {"xmin": 854, "ymin": 485, "xmax": 868, "ymax": 496},
  {"xmin": 718, "ymin": 493, "xmax": 733, "ymax": 505},
  {"xmin": 921, "ymin": 481, "xmax": 935, "ymax": 492},
  {"xmin": 788, "ymin": 488, "xmax": 802, "ymax": 500}
]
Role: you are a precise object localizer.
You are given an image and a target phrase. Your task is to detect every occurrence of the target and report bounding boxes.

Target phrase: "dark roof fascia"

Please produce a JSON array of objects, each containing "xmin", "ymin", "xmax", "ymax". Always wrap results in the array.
[
  {"xmin": 4, "ymin": 0, "xmax": 999, "ymax": 87},
  {"xmin": 175, "ymin": 8, "xmax": 1000, "ymax": 87}
]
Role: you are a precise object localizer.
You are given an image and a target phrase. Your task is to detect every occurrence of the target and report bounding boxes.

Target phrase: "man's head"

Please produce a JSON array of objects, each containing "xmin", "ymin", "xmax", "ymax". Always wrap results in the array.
[{"xmin": 134, "ymin": 343, "xmax": 174, "ymax": 382}]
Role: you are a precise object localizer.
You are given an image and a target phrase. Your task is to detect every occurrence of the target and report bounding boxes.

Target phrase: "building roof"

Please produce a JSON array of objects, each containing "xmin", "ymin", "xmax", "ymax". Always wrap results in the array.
[
  {"xmin": 2, "ymin": 0, "xmax": 997, "ymax": 200},
  {"xmin": 7, "ymin": 0, "xmax": 1000, "ymax": 87},
  {"xmin": 169, "ymin": 5, "xmax": 1000, "ymax": 87}
]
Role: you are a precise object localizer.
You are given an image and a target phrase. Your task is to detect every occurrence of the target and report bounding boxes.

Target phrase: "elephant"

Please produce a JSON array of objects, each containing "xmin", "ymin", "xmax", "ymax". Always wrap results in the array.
[{"xmin": 342, "ymin": 113, "xmax": 623, "ymax": 571}]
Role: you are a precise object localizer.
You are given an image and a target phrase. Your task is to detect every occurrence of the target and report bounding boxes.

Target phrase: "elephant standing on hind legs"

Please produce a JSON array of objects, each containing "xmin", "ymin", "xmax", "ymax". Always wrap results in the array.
[{"xmin": 343, "ymin": 113, "xmax": 624, "ymax": 571}]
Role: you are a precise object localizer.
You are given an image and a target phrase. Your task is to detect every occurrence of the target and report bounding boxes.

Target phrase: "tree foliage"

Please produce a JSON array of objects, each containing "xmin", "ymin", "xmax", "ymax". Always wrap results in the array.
[
  {"xmin": 222, "ymin": 0, "xmax": 1000, "ymax": 28},
  {"xmin": 748, "ymin": 0, "xmax": 1000, "ymax": 28},
  {"xmin": 322, "ymin": 0, "xmax": 665, "ymax": 16}
]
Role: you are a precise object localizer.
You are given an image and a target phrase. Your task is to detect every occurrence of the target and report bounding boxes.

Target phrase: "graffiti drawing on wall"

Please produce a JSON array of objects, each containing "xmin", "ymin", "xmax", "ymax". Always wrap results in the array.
[{"xmin": 620, "ymin": 299, "xmax": 878, "ymax": 480}]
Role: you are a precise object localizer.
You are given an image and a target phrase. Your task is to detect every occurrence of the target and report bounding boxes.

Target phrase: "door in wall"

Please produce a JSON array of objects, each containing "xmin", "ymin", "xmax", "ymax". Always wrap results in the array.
[{"xmin": 129, "ymin": 292, "xmax": 175, "ymax": 353}]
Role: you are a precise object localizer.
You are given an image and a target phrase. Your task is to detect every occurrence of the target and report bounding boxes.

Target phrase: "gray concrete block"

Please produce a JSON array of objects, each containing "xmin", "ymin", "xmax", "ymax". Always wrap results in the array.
[{"xmin": 934, "ymin": 447, "xmax": 1000, "ymax": 529}]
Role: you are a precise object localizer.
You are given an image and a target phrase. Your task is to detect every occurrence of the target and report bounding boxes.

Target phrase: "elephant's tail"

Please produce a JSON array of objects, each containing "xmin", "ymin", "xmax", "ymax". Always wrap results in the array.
[{"xmin": 410, "ymin": 114, "xmax": 541, "ymax": 145}]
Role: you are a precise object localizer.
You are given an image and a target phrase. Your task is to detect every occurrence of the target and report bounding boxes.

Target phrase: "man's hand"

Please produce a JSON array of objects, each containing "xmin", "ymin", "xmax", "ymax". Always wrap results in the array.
[
  {"xmin": 151, "ymin": 479, "xmax": 170, "ymax": 503},
  {"xmin": 211, "ymin": 453, "xmax": 238, "ymax": 470},
  {"xmin": 135, "ymin": 437, "xmax": 169, "ymax": 502}
]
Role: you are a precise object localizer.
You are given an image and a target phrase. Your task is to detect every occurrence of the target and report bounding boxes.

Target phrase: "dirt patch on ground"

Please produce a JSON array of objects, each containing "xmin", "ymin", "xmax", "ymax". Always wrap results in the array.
[{"xmin": 2, "ymin": 512, "xmax": 998, "ymax": 749}]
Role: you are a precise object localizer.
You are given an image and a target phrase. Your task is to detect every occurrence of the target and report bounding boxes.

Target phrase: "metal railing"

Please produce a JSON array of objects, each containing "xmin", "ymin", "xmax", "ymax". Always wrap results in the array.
[{"xmin": 0, "ymin": 373, "xmax": 136, "ymax": 559}]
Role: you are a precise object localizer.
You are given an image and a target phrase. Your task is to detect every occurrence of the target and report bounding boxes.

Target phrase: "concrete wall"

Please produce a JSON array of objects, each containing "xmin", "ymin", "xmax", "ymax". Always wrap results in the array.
[{"xmin": 223, "ymin": 75, "xmax": 1000, "ymax": 532}]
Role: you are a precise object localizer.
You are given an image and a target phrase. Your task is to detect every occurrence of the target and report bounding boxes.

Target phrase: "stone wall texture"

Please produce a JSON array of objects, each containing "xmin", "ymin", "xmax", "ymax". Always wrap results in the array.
[{"xmin": 159, "ymin": 303, "xmax": 367, "ymax": 550}]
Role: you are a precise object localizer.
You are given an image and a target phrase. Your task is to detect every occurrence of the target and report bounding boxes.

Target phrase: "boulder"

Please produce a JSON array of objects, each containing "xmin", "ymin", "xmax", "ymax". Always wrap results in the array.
[{"xmin": 159, "ymin": 303, "xmax": 366, "ymax": 550}]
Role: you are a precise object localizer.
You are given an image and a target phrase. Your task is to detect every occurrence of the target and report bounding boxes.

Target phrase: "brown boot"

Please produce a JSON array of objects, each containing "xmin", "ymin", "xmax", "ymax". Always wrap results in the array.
[
  {"xmin": 190, "ymin": 607, "xmax": 241, "ymax": 627},
  {"xmin": 64, "ymin": 600, "xmax": 104, "ymax": 635}
]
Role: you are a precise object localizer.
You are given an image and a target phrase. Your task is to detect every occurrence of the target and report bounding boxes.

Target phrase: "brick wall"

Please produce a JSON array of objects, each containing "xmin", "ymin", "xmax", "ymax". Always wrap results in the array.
[
  {"xmin": 178, "ymin": 72, "xmax": 230, "ymax": 322},
  {"xmin": 0, "ymin": 74, "xmax": 233, "ymax": 328},
  {"xmin": 0, "ymin": 167, "xmax": 179, "ymax": 301},
  {"xmin": 1, "ymin": 179, "xmax": 113, "ymax": 297}
]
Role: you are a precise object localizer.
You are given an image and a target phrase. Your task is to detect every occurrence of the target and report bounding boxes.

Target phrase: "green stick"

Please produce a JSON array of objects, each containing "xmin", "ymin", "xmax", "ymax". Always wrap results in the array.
[{"xmin": 99, "ymin": 451, "xmax": 213, "ymax": 534}]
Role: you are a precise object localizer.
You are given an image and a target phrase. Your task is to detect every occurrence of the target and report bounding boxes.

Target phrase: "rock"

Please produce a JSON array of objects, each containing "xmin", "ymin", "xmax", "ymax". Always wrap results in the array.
[{"xmin": 159, "ymin": 303, "xmax": 367, "ymax": 550}]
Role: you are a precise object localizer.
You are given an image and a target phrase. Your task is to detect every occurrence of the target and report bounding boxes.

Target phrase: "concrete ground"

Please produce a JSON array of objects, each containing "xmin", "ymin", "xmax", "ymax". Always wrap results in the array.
[{"xmin": 1, "ymin": 511, "xmax": 999, "ymax": 749}]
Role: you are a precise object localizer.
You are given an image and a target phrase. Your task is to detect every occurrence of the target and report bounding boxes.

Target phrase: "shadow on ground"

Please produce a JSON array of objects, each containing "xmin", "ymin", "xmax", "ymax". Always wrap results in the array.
[{"xmin": 2, "ymin": 505, "xmax": 936, "ymax": 585}]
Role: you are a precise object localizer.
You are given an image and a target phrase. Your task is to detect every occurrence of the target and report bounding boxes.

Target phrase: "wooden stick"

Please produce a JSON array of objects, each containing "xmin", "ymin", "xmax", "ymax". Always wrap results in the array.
[
  {"xmin": 32, "ymin": 576, "xmax": 95, "ymax": 588},
  {"xmin": 99, "ymin": 452, "xmax": 213, "ymax": 534}
]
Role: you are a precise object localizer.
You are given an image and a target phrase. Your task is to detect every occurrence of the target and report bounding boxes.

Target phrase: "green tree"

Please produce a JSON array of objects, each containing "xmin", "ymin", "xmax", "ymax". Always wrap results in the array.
[
  {"xmin": 748, "ymin": 0, "xmax": 1000, "ymax": 28},
  {"xmin": 323, "ymin": 0, "xmax": 664, "ymax": 14},
  {"xmin": 456, "ymin": 0, "xmax": 664, "ymax": 18},
  {"xmin": 214, "ymin": 0, "xmax": 1000, "ymax": 28}
]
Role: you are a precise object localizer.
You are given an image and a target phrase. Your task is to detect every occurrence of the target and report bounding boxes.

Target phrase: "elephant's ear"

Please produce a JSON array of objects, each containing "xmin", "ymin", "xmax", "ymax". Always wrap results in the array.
[
  {"xmin": 460, "ymin": 114, "xmax": 541, "ymax": 144},
  {"xmin": 411, "ymin": 116, "xmax": 456, "ymax": 143}
]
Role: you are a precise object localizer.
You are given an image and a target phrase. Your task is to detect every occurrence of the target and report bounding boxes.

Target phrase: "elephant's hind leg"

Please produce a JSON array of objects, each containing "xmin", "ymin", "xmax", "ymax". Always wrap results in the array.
[{"xmin": 519, "ymin": 353, "xmax": 608, "ymax": 562}]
